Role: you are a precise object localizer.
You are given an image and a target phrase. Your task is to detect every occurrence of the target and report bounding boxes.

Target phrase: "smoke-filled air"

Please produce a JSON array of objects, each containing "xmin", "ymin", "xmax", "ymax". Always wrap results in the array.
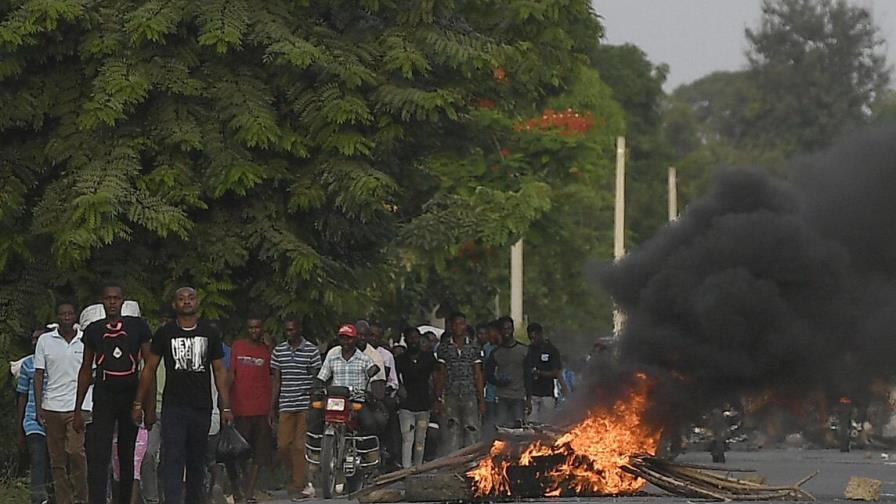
[{"xmin": 600, "ymin": 125, "xmax": 896, "ymax": 426}]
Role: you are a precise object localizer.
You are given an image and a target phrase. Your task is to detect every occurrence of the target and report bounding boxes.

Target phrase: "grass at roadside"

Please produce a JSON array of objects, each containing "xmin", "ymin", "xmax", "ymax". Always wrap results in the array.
[{"xmin": 0, "ymin": 476, "xmax": 29, "ymax": 504}]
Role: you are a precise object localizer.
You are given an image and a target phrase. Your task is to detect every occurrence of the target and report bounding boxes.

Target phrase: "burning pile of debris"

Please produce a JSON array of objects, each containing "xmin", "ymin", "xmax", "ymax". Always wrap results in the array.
[{"xmin": 354, "ymin": 374, "xmax": 816, "ymax": 502}]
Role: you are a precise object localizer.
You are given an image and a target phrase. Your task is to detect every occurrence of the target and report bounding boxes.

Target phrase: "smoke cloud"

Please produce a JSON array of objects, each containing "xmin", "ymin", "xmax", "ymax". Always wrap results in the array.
[{"xmin": 599, "ymin": 124, "xmax": 896, "ymax": 424}]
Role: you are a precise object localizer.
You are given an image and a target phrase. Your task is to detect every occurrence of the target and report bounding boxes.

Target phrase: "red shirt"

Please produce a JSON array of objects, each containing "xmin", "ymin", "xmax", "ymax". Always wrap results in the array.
[{"xmin": 230, "ymin": 339, "xmax": 272, "ymax": 417}]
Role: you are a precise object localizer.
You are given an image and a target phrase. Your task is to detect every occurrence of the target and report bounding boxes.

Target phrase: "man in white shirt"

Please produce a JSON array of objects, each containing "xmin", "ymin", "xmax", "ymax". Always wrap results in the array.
[
  {"xmin": 368, "ymin": 323, "xmax": 399, "ymax": 393},
  {"xmin": 366, "ymin": 323, "xmax": 401, "ymax": 469},
  {"xmin": 34, "ymin": 302, "xmax": 88, "ymax": 504}
]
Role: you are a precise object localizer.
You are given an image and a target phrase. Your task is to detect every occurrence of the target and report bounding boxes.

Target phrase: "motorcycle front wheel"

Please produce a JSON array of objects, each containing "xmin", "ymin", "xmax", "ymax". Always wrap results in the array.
[{"xmin": 321, "ymin": 433, "xmax": 341, "ymax": 499}]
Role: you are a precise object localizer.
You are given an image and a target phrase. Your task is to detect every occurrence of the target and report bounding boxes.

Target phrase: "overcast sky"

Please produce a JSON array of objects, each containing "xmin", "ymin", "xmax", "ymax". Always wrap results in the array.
[{"xmin": 593, "ymin": 0, "xmax": 896, "ymax": 91}]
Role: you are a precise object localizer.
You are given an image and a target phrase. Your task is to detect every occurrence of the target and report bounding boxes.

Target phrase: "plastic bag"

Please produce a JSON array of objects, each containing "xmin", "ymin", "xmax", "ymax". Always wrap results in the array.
[{"xmin": 216, "ymin": 424, "xmax": 251, "ymax": 462}]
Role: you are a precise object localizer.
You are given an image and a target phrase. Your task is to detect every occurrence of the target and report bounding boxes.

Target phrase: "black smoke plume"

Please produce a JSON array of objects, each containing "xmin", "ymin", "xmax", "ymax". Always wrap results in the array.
[{"xmin": 598, "ymin": 125, "xmax": 896, "ymax": 425}]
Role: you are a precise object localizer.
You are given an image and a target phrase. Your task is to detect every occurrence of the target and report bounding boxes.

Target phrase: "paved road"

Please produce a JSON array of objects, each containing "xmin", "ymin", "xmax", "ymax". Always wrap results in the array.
[{"xmin": 262, "ymin": 448, "xmax": 896, "ymax": 503}]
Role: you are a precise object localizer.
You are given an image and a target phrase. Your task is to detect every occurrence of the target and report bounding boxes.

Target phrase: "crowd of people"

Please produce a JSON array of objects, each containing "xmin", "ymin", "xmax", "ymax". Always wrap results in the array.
[{"xmin": 14, "ymin": 283, "xmax": 574, "ymax": 504}]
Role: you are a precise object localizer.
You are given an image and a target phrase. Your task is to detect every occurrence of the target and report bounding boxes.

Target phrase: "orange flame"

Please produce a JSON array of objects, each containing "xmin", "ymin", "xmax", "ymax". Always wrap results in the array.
[{"xmin": 468, "ymin": 374, "xmax": 661, "ymax": 497}]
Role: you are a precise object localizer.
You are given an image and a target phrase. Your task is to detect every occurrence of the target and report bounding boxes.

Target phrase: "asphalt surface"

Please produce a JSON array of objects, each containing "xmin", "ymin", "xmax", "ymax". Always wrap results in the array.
[{"xmin": 262, "ymin": 448, "xmax": 896, "ymax": 503}]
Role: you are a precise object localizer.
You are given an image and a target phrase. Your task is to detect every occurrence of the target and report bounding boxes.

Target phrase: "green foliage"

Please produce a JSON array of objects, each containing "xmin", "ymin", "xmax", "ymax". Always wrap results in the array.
[
  {"xmin": 663, "ymin": 0, "xmax": 892, "ymax": 205},
  {"xmin": 745, "ymin": 0, "xmax": 890, "ymax": 153},
  {"xmin": 590, "ymin": 44, "xmax": 674, "ymax": 246},
  {"xmin": 872, "ymin": 89, "xmax": 896, "ymax": 124},
  {"xmin": 0, "ymin": 0, "xmax": 608, "ymax": 351},
  {"xmin": 385, "ymin": 65, "xmax": 626, "ymax": 342},
  {"xmin": 0, "ymin": 477, "xmax": 28, "ymax": 504}
]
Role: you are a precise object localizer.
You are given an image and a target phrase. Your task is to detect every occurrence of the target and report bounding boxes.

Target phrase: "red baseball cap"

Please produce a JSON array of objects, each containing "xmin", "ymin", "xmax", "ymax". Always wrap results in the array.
[{"xmin": 338, "ymin": 324, "xmax": 357, "ymax": 338}]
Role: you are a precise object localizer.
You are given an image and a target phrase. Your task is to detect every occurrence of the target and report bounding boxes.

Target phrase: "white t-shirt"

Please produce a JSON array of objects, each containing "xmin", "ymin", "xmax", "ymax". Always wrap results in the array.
[
  {"xmin": 376, "ymin": 346, "xmax": 399, "ymax": 392},
  {"xmin": 34, "ymin": 328, "xmax": 87, "ymax": 412}
]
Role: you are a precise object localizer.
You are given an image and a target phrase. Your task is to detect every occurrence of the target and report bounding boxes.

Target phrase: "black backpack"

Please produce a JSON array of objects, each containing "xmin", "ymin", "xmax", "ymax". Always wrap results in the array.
[{"xmin": 96, "ymin": 320, "xmax": 137, "ymax": 383}]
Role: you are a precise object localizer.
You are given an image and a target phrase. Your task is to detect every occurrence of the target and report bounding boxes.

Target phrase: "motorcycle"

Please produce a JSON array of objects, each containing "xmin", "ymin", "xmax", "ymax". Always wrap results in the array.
[{"xmin": 306, "ymin": 365, "xmax": 381, "ymax": 499}]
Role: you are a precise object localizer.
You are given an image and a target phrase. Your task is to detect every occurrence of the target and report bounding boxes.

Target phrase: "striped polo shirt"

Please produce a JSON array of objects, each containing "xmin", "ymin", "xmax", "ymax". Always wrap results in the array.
[{"xmin": 271, "ymin": 339, "xmax": 322, "ymax": 412}]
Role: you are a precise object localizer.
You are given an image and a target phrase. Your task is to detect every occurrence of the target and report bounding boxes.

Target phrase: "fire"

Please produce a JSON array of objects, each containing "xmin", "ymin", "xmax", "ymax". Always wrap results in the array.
[
  {"xmin": 468, "ymin": 374, "xmax": 661, "ymax": 497},
  {"xmin": 468, "ymin": 440, "xmax": 512, "ymax": 496}
]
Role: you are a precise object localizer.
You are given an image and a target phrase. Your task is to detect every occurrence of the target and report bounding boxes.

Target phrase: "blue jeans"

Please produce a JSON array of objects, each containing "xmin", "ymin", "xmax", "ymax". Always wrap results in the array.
[
  {"xmin": 161, "ymin": 405, "xmax": 212, "ymax": 504},
  {"xmin": 27, "ymin": 433, "xmax": 50, "ymax": 504}
]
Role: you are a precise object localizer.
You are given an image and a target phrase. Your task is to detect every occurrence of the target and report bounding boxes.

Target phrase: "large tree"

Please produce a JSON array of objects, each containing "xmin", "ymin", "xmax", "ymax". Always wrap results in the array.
[
  {"xmin": 745, "ymin": 0, "xmax": 891, "ymax": 153},
  {"xmin": 0, "ymin": 0, "xmax": 613, "ymax": 461}
]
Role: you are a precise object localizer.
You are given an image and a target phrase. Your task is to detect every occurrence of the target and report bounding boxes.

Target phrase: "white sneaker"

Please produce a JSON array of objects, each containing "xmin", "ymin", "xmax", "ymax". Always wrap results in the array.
[
  {"xmin": 301, "ymin": 483, "xmax": 315, "ymax": 498},
  {"xmin": 335, "ymin": 483, "xmax": 344, "ymax": 494}
]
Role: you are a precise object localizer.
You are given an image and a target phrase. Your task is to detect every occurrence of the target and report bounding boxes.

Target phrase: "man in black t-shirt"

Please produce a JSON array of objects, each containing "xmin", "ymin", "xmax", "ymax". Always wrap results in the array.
[
  {"xmin": 395, "ymin": 327, "xmax": 437, "ymax": 468},
  {"xmin": 134, "ymin": 287, "xmax": 232, "ymax": 504},
  {"xmin": 74, "ymin": 284, "xmax": 152, "ymax": 504},
  {"xmin": 524, "ymin": 323, "xmax": 561, "ymax": 423}
]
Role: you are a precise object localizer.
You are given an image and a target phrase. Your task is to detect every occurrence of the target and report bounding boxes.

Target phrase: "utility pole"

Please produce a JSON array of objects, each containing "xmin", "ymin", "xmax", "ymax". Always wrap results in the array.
[
  {"xmin": 510, "ymin": 239, "xmax": 523, "ymax": 332},
  {"xmin": 668, "ymin": 166, "xmax": 678, "ymax": 221},
  {"xmin": 614, "ymin": 136, "xmax": 626, "ymax": 261},
  {"xmin": 613, "ymin": 136, "xmax": 626, "ymax": 338}
]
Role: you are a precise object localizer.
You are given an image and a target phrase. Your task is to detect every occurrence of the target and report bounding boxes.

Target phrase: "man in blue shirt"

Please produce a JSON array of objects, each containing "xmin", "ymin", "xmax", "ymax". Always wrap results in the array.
[
  {"xmin": 17, "ymin": 327, "xmax": 51, "ymax": 504},
  {"xmin": 481, "ymin": 322, "xmax": 501, "ymax": 437}
]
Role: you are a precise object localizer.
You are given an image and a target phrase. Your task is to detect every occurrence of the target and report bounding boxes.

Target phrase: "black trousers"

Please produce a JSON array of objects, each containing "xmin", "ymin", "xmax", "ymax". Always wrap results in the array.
[
  {"xmin": 87, "ymin": 390, "xmax": 138, "ymax": 504},
  {"xmin": 162, "ymin": 405, "xmax": 212, "ymax": 504}
]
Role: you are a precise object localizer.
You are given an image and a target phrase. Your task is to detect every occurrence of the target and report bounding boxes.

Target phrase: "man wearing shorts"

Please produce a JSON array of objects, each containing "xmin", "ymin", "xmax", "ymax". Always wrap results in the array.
[{"xmin": 230, "ymin": 316, "xmax": 273, "ymax": 503}]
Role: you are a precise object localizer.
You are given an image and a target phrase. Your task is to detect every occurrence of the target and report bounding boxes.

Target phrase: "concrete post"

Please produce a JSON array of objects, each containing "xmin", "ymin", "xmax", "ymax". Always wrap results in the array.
[
  {"xmin": 668, "ymin": 166, "xmax": 678, "ymax": 222},
  {"xmin": 511, "ymin": 239, "xmax": 524, "ymax": 332}
]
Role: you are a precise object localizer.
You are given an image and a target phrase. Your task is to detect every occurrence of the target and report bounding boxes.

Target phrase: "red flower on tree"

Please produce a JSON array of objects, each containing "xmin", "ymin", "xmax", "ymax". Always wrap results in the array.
[{"xmin": 514, "ymin": 108, "xmax": 596, "ymax": 136}]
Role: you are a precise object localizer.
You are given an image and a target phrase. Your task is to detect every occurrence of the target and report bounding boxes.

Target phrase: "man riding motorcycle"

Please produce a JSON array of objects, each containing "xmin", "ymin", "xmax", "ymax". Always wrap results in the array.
[
  {"xmin": 307, "ymin": 324, "xmax": 387, "ymax": 497},
  {"xmin": 312, "ymin": 324, "xmax": 386, "ymax": 426}
]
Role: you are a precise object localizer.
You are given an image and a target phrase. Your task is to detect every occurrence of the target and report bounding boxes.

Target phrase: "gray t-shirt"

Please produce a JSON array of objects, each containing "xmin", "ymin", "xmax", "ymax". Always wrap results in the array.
[{"xmin": 490, "ymin": 341, "xmax": 528, "ymax": 400}]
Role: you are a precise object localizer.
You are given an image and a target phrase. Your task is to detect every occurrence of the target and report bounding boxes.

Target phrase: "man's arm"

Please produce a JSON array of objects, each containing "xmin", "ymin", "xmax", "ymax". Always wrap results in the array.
[
  {"xmin": 431, "ymin": 360, "xmax": 446, "ymax": 416},
  {"xmin": 33, "ymin": 369, "xmax": 45, "ymax": 426},
  {"xmin": 32, "ymin": 339, "xmax": 46, "ymax": 426},
  {"xmin": 523, "ymin": 349, "xmax": 534, "ymax": 400},
  {"xmin": 310, "ymin": 349, "xmax": 322, "ymax": 378},
  {"xmin": 433, "ymin": 362, "xmax": 445, "ymax": 400},
  {"xmin": 270, "ymin": 367, "xmax": 281, "ymax": 424},
  {"xmin": 317, "ymin": 353, "xmax": 333, "ymax": 382},
  {"xmin": 228, "ymin": 344, "xmax": 237, "ymax": 387},
  {"xmin": 384, "ymin": 352, "xmax": 399, "ymax": 392},
  {"xmin": 484, "ymin": 351, "xmax": 500, "ymax": 386},
  {"xmin": 16, "ymin": 363, "xmax": 32, "ymax": 446},
  {"xmin": 133, "ymin": 350, "xmax": 162, "ymax": 426},
  {"xmin": 473, "ymin": 361, "xmax": 485, "ymax": 416},
  {"xmin": 73, "ymin": 345, "xmax": 95, "ymax": 432},
  {"xmin": 139, "ymin": 342, "xmax": 157, "ymax": 423},
  {"xmin": 17, "ymin": 392, "xmax": 27, "ymax": 447},
  {"xmin": 212, "ymin": 358, "xmax": 233, "ymax": 425}
]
